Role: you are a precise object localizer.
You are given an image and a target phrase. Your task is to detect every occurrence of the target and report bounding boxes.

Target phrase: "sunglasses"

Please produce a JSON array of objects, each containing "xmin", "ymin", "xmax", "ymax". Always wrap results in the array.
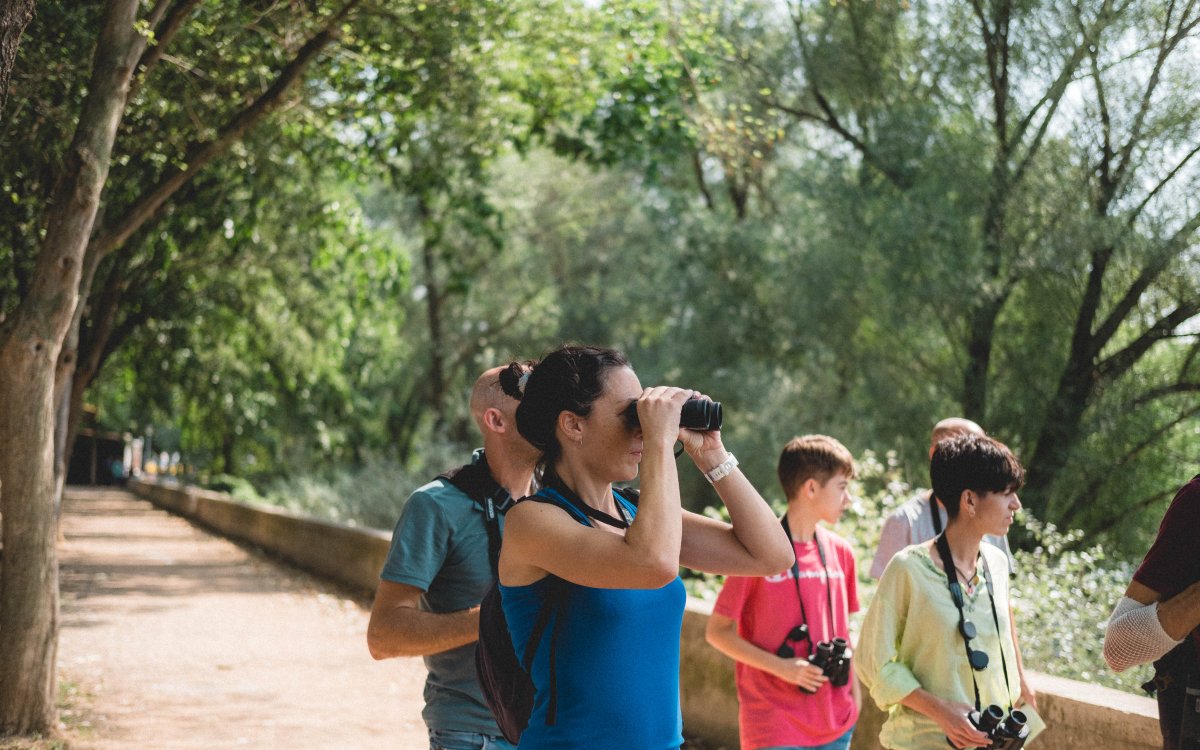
[{"xmin": 774, "ymin": 624, "xmax": 811, "ymax": 659}]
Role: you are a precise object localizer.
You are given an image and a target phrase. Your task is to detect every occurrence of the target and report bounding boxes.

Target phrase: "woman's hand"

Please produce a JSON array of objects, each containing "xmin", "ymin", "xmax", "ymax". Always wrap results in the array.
[
  {"xmin": 932, "ymin": 698, "xmax": 991, "ymax": 749},
  {"xmin": 1017, "ymin": 677, "xmax": 1038, "ymax": 712},
  {"xmin": 772, "ymin": 657, "xmax": 829, "ymax": 693},
  {"xmin": 676, "ymin": 393, "xmax": 726, "ymax": 469},
  {"xmin": 635, "ymin": 386, "xmax": 695, "ymax": 447}
]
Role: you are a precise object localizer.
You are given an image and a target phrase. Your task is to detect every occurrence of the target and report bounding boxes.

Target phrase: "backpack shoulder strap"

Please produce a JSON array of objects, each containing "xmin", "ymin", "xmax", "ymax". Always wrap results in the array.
[
  {"xmin": 438, "ymin": 455, "xmax": 509, "ymax": 574},
  {"xmin": 613, "ymin": 486, "xmax": 639, "ymax": 519}
]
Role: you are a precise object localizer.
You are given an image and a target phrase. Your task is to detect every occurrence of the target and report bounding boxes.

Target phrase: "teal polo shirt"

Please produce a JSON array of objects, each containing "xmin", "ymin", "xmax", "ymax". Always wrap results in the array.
[{"xmin": 380, "ymin": 459, "xmax": 501, "ymax": 736}]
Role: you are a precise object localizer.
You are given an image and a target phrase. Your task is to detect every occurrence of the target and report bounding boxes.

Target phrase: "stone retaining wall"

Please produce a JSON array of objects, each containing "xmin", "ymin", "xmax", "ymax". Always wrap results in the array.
[
  {"xmin": 130, "ymin": 477, "xmax": 1161, "ymax": 750},
  {"xmin": 129, "ymin": 477, "xmax": 390, "ymax": 594}
]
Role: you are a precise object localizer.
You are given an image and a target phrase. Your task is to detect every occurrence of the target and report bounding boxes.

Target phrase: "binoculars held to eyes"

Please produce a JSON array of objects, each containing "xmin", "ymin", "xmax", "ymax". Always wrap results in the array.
[
  {"xmin": 621, "ymin": 397, "xmax": 723, "ymax": 431},
  {"xmin": 946, "ymin": 705, "xmax": 1029, "ymax": 750},
  {"xmin": 775, "ymin": 631, "xmax": 853, "ymax": 694}
]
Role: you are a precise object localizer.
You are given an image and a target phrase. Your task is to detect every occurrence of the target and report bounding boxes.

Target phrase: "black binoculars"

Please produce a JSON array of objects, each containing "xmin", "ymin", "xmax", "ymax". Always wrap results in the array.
[
  {"xmin": 621, "ymin": 396, "xmax": 722, "ymax": 431},
  {"xmin": 804, "ymin": 637, "xmax": 853, "ymax": 693},
  {"xmin": 946, "ymin": 705, "xmax": 1029, "ymax": 750},
  {"xmin": 776, "ymin": 632, "xmax": 852, "ymax": 695}
]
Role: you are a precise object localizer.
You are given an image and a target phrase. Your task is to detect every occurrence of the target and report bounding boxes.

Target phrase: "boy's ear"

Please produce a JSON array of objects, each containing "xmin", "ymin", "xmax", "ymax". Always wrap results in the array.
[
  {"xmin": 960, "ymin": 489, "xmax": 977, "ymax": 515},
  {"xmin": 802, "ymin": 477, "xmax": 819, "ymax": 497}
]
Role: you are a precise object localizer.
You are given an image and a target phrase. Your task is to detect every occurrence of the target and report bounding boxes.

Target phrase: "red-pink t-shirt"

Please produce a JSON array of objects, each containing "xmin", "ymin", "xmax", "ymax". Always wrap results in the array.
[{"xmin": 713, "ymin": 527, "xmax": 860, "ymax": 750}]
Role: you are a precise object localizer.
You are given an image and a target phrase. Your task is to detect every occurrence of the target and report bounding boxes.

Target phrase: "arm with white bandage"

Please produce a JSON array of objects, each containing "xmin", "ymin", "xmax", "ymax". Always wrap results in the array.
[{"xmin": 1104, "ymin": 579, "xmax": 1200, "ymax": 673}]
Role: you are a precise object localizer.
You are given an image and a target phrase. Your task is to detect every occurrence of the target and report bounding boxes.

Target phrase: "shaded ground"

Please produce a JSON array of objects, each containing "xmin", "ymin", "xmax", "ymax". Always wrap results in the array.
[{"xmin": 48, "ymin": 487, "xmax": 428, "ymax": 749}]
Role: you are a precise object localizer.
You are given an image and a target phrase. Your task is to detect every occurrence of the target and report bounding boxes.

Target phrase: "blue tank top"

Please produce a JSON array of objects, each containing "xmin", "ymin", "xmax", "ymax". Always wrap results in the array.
[{"xmin": 500, "ymin": 489, "xmax": 686, "ymax": 750}]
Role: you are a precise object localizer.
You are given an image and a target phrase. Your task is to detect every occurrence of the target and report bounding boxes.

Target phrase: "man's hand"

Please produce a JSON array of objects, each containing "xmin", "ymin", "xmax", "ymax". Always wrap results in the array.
[{"xmin": 367, "ymin": 581, "xmax": 480, "ymax": 659}]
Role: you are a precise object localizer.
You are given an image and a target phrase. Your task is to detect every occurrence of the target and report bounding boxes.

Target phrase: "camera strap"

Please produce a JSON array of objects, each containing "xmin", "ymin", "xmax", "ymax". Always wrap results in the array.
[
  {"xmin": 930, "ymin": 492, "xmax": 944, "ymax": 535},
  {"xmin": 935, "ymin": 532, "xmax": 1012, "ymax": 713},
  {"xmin": 781, "ymin": 516, "xmax": 835, "ymax": 640}
]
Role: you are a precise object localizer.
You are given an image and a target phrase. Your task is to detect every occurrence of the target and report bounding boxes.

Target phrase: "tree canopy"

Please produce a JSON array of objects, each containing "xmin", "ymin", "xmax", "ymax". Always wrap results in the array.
[{"xmin": 2, "ymin": 0, "xmax": 1199, "ymax": 733}]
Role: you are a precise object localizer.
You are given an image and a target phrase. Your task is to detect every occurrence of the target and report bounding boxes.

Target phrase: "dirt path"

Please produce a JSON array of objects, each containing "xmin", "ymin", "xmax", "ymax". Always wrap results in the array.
[{"xmin": 55, "ymin": 487, "xmax": 429, "ymax": 749}]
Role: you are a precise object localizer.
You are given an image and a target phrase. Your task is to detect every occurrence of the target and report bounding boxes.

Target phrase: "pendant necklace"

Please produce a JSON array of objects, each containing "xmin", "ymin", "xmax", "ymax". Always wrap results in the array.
[{"xmin": 954, "ymin": 563, "xmax": 977, "ymax": 595}]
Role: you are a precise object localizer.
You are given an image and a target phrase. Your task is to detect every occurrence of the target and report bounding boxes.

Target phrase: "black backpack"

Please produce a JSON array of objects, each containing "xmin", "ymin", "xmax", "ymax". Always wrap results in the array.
[{"xmin": 474, "ymin": 485, "xmax": 639, "ymax": 744}]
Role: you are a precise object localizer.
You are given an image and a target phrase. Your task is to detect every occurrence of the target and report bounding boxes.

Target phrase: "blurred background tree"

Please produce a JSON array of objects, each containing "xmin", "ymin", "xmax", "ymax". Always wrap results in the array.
[
  {"xmin": 8, "ymin": 0, "xmax": 1193, "ymax": 550},
  {"xmin": 4, "ymin": 0, "xmax": 1198, "ymax": 726}
]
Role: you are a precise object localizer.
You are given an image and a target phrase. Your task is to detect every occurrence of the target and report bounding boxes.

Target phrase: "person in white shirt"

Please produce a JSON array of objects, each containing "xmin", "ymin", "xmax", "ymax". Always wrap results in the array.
[{"xmin": 869, "ymin": 418, "xmax": 1014, "ymax": 580}]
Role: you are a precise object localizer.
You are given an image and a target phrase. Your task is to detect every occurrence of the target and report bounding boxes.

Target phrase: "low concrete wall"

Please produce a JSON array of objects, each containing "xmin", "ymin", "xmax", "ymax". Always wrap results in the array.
[
  {"xmin": 129, "ymin": 477, "xmax": 391, "ymax": 595},
  {"xmin": 130, "ymin": 478, "xmax": 1161, "ymax": 750}
]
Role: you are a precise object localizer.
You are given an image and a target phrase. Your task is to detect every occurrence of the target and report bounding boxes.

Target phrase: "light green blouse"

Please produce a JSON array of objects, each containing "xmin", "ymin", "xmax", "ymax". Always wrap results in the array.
[{"xmin": 857, "ymin": 543, "xmax": 1046, "ymax": 750}]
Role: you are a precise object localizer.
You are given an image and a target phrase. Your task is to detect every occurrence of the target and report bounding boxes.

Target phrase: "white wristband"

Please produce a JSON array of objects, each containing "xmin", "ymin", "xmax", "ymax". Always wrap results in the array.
[{"xmin": 703, "ymin": 453, "xmax": 739, "ymax": 484}]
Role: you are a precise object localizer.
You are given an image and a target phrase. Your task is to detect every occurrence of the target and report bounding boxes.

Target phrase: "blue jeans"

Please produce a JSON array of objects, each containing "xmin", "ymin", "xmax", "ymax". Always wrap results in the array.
[
  {"xmin": 760, "ymin": 724, "xmax": 855, "ymax": 750},
  {"xmin": 428, "ymin": 728, "xmax": 516, "ymax": 750}
]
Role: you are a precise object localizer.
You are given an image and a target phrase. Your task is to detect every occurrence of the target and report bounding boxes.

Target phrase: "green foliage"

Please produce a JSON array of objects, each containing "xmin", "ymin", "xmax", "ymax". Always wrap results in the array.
[
  {"xmin": 1013, "ymin": 517, "xmax": 1154, "ymax": 694},
  {"xmin": 10, "ymin": 1, "xmax": 1189, "ymax": 698},
  {"xmin": 213, "ymin": 439, "xmax": 468, "ymax": 531}
]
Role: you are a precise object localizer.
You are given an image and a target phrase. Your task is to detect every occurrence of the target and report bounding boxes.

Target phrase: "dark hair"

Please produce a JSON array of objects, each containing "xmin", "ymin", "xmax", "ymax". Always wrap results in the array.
[
  {"xmin": 499, "ymin": 345, "xmax": 630, "ymax": 469},
  {"xmin": 777, "ymin": 435, "xmax": 856, "ymax": 499},
  {"xmin": 929, "ymin": 434, "xmax": 1025, "ymax": 519}
]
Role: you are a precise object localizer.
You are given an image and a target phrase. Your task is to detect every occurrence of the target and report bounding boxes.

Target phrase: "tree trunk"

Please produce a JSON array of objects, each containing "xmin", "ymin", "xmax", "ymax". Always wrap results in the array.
[
  {"xmin": 1020, "ymin": 362, "xmax": 1095, "ymax": 519},
  {"xmin": 417, "ymin": 195, "xmax": 447, "ymax": 427},
  {"xmin": 60, "ymin": 258, "xmax": 129, "ymax": 495},
  {"xmin": 0, "ymin": 335, "xmax": 61, "ymax": 736},
  {"xmin": 960, "ymin": 286, "xmax": 1010, "ymax": 425},
  {"xmin": 1019, "ymin": 239, "xmax": 1109, "ymax": 518},
  {"xmin": 221, "ymin": 428, "xmax": 236, "ymax": 475},
  {"xmin": 0, "ymin": 0, "xmax": 144, "ymax": 733},
  {"xmin": 0, "ymin": 0, "xmax": 36, "ymax": 121}
]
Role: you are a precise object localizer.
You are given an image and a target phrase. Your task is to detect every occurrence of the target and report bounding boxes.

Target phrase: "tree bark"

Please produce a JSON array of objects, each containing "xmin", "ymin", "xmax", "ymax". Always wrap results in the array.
[
  {"xmin": 0, "ymin": 0, "xmax": 36, "ymax": 121},
  {"xmin": 960, "ymin": 294, "xmax": 1002, "ymax": 423},
  {"xmin": 417, "ymin": 194, "xmax": 448, "ymax": 427},
  {"xmin": 59, "ymin": 250, "xmax": 134, "ymax": 499},
  {"xmin": 0, "ymin": 0, "xmax": 144, "ymax": 734},
  {"xmin": 221, "ymin": 429, "xmax": 236, "ymax": 475}
]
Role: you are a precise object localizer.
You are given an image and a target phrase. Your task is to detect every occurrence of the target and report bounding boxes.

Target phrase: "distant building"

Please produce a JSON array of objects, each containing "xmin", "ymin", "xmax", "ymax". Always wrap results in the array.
[{"xmin": 68, "ymin": 428, "xmax": 128, "ymax": 486}]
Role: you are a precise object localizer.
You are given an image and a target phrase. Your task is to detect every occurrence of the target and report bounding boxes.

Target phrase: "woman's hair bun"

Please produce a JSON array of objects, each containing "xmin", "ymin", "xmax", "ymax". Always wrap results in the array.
[{"xmin": 498, "ymin": 361, "xmax": 532, "ymax": 400}]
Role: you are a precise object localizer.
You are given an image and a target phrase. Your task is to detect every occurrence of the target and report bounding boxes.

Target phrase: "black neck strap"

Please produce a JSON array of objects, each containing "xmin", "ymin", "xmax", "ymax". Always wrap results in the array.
[
  {"xmin": 930, "ymin": 492, "xmax": 944, "ymax": 534},
  {"xmin": 934, "ymin": 532, "xmax": 1011, "ymax": 712},
  {"xmin": 542, "ymin": 473, "xmax": 632, "ymax": 528},
  {"xmin": 781, "ymin": 516, "xmax": 835, "ymax": 637}
]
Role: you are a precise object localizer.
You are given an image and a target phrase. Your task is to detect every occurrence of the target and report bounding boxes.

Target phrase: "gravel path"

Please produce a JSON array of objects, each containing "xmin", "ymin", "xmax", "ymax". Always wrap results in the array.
[{"xmin": 56, "ymin": 486, "xmax": 429, "ymax": 749}]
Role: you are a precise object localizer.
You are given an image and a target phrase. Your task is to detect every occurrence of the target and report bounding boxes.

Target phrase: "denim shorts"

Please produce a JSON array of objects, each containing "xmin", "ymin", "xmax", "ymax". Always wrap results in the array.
[
  {"xmin": 428, "ymin": 728, "xmax": 516, "ymax": 750},
  {"xmin": 759, "ymin": 724, "xmax": 855, "ymax": 750}
]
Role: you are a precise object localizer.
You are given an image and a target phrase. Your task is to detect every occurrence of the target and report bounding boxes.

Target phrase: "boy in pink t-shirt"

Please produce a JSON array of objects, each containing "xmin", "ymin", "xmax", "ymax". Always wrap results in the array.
[{"xmin": 707, "ymin": 435, "xmax": 861, "ymax": 750}]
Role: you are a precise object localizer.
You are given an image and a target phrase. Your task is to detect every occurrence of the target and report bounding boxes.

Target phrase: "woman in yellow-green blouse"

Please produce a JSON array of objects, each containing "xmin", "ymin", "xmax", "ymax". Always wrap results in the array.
[{"xmin": 858, "ymin": 434, "xmax": 1045, "ymax": 750}]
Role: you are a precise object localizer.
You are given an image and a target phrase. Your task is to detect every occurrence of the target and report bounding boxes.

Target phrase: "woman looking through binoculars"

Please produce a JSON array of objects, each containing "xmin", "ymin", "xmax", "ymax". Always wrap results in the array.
[
  {"xmin": 496, "ymin": 345, "xmax": 793, "ymax": 750},
  {"xmin": 857, "ymin": 434, "xmax": 1044, "ymax": 749}
]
